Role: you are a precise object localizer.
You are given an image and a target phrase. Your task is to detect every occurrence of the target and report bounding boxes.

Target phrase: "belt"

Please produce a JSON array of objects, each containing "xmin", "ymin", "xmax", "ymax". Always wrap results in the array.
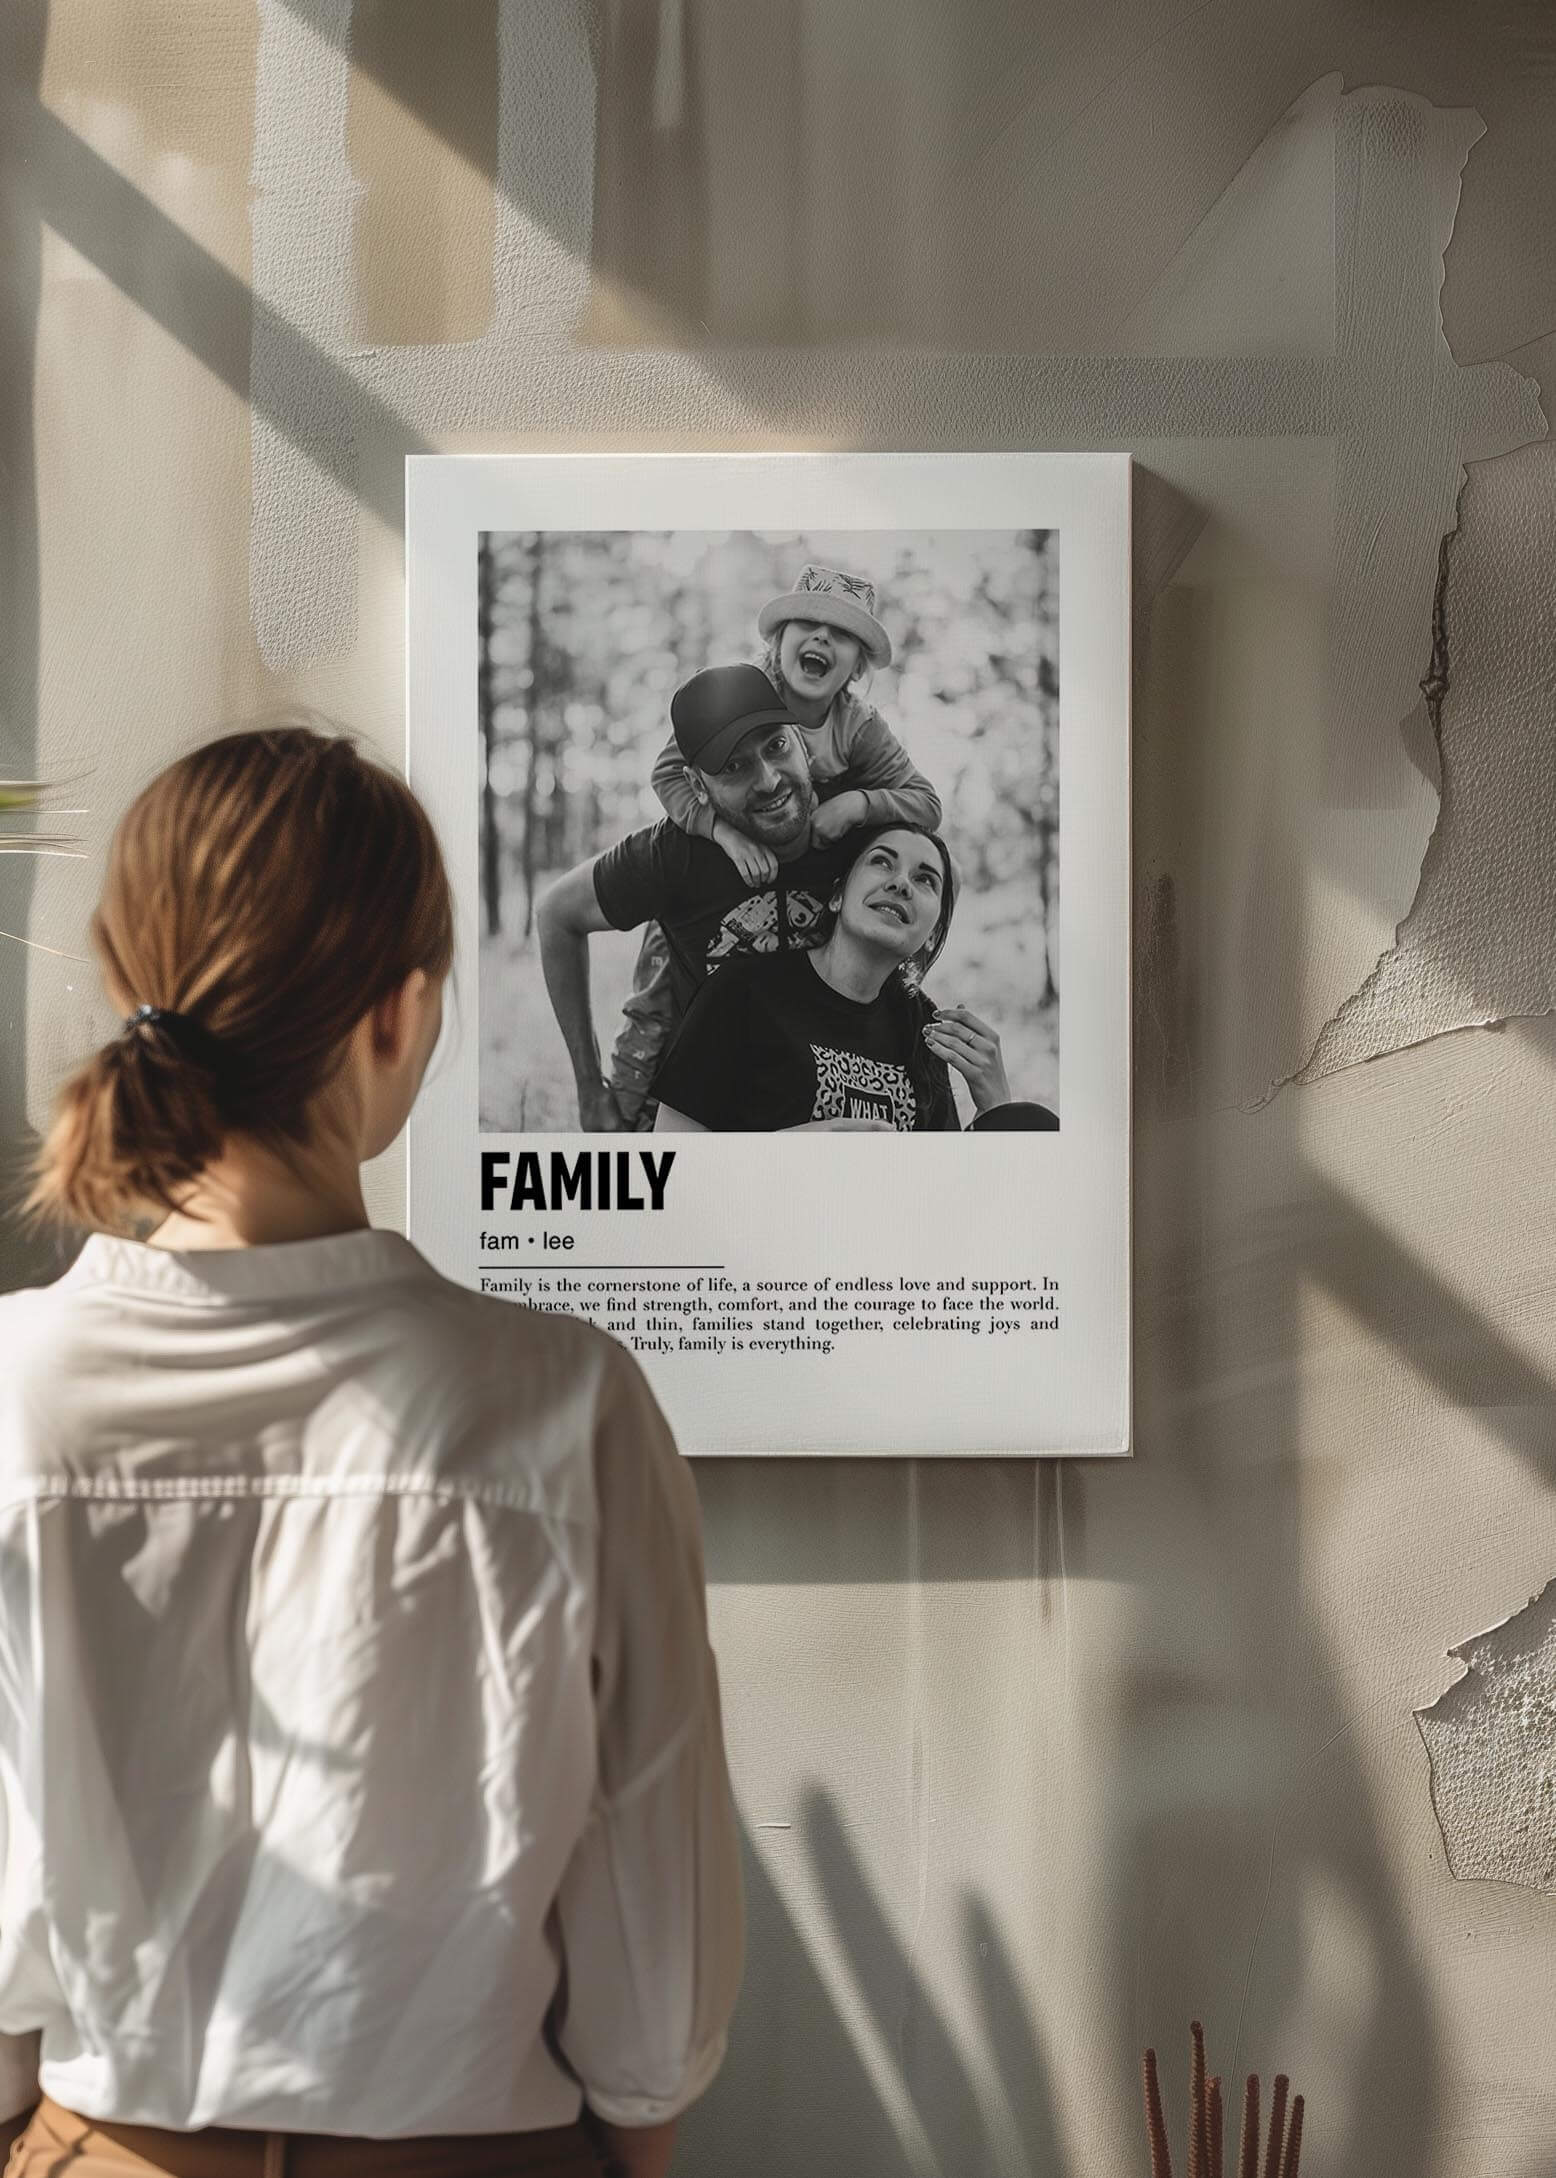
[{"xmin": 27, "ymin": 2096, "xmax": 604, "ymax": 2178}]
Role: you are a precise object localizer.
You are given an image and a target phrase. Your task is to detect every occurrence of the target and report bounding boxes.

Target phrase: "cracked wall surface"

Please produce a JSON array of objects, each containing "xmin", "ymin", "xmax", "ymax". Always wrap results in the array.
[
  {"xmin": 1300, "ymin": 440, "xmax": 1556, "ymax": 1080},
  {"xmin": 4, "ymin": 3, "xmax": 1556, "ymax": 2174},
  {"xmin": 1418, "ymin": 1579, "xmax": 1556, "ymax": 1894}
]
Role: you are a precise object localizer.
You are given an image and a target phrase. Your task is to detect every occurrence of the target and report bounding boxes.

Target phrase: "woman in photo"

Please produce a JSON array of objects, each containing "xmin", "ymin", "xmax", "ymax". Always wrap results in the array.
[
  {"xmin": 0, "ymin": 722, "xmax": 741, "ymax": 2178},
  {"xmin": 652, "ymin": 823, "xmax": 1042, "ymax": 1133}
]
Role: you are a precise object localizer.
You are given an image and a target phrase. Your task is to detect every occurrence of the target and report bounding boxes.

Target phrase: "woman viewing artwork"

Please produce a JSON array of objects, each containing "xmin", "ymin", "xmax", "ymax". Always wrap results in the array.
[
  {"xmin": 652, "ymin": 823, "xmax": 1056, "ymax": 1133},
  {"xmin": 0, "ymin": 722, "xmax": 740, "ymax": 2178}
]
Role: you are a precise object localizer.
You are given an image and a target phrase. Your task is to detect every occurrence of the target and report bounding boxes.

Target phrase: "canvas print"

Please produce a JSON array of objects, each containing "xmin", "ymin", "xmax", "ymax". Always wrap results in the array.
[{"xmin": 407, "ymin": 452, "xmax": 1129, "ymax": 1457}]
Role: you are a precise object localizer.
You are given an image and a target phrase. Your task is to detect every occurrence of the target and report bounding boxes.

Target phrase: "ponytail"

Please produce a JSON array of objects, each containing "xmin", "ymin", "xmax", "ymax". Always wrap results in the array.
[
  {"xmin": 28, "ymin": 718, "xmax": 454, "ymax": 1233},
  {"xmin": 33, "ymin": 1019, "xmax": 228, "ymax": 1233}
]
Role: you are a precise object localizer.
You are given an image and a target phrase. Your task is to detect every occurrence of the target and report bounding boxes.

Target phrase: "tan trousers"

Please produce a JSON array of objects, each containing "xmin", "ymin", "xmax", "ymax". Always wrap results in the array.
[{"xmin": 6, "ymin": 2097, "xmax": 606, "ymax": 2178}]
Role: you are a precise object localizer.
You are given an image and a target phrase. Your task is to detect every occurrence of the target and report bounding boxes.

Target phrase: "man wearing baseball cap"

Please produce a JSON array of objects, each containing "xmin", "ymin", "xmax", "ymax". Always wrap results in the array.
[{"xmin": 536, "ymin": 665, "xmax": 854, "ymax": 1131}]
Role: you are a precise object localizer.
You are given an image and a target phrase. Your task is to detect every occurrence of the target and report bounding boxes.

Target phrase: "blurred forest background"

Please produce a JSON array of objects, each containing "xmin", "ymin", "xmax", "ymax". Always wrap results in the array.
[{"xmin": 479, "ymin": 529, "xmax": 1060, "ymax": 1129}]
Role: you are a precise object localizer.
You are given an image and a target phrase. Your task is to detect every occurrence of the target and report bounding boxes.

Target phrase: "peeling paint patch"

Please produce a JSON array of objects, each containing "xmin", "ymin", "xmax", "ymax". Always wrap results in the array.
[
  {"xmin": 1295, "ymin": 438, "xmax": 1556, "ymax": 1084},
  {"xmin": 1417, "ymin": 1579, "xmax": 1556, "ymax": 1892}
]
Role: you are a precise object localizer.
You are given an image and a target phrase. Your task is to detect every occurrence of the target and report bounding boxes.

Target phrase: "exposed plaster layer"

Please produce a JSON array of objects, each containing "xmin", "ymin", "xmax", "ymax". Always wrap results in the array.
[
  {"xmin": 1298, "ymin": 439, "xmax": 1556, "ymax": 1080},
  {"xmin": 1417, "ymin": 1581, "xmax": 1556, "ymax": 1893}
]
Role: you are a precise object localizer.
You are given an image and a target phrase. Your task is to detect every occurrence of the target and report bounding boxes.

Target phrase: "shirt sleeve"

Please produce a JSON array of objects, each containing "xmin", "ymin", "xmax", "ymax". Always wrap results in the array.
[
  {"xmin": 592, "ymin": 825, "xmax": 680, "ymax": 934},
  {"xmin": 650, "ymin": 735, "xmax": 717, "ymax": 840},
  {"xmin": 0, "ymin": 1800, "xmax": 37, "ymax": 2121},
  {"xmin": 840, "ymin": 702, "xmax": 943, "ymax": 830},
  {"xmin": 649, "ymin": 966, "xmax": 750, "ymax": 1130},
  {"xmin": 551, "ymin": 1351, "xmax": 744, "ymax": 2126}
]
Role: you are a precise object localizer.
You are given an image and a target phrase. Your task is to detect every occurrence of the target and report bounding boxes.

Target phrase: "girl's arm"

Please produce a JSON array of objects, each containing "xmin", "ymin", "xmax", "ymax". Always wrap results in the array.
[
  {"xmin": 653, "ymin": 732, "xmax": 778, "ymax": 879},
  {"xmin": 837, "ymin": 702, "xmax": 943, "ymax": 830},
  {"xmin": 651, "ymin": 734, "xmax": 718, "ymax": 840}
]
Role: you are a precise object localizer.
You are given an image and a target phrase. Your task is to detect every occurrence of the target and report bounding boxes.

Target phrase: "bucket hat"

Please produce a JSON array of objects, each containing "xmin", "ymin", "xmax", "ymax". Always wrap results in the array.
[{"xmin": 757, "ymin": 564, "xmax": 892, "ymax": 667}]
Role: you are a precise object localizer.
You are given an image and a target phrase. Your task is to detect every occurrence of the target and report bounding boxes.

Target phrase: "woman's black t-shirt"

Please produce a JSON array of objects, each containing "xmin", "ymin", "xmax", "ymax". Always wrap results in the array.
[{"xmin": 653, "ymin": 949, "xmax": 956, "ymax": 1131}]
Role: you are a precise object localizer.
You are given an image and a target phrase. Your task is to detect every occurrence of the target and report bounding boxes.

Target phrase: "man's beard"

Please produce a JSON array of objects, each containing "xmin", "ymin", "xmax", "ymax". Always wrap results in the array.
[{"xmin": 741, "ymin": 780, "xmax": 814, "ymax": 845}]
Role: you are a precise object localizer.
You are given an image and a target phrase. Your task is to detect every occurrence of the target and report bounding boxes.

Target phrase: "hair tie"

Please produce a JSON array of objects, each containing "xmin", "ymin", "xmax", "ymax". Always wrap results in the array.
[{"xmin": 123, "ymin": 1004, "xmax": 228, "ymax": 1074}]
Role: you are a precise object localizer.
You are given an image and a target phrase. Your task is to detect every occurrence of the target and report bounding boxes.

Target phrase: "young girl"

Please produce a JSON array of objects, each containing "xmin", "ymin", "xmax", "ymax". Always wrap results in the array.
[
  {"xmin": 611, "ymin": 564, "xmax": 942, "ymax": 1122},
  {"xmin": 652, "ymin": 563, "xmax": 941, "ymax": 874},
  {"xmin": 1, "ymin": 723, "xmax": 740, "ymax": 2178}
]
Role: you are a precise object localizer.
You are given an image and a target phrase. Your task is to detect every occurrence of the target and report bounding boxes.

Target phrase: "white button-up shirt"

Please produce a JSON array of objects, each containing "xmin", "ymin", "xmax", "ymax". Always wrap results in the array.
[{"xmin": 0, "ymin": 1232, "xmax": 742, "ymax": 2137}]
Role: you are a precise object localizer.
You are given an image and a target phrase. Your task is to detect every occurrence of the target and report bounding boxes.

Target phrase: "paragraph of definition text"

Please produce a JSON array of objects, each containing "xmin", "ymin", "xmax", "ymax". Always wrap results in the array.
[{"xmin": 475, "ymin": 1268, "xmax": 1060, "ymax": 1355}]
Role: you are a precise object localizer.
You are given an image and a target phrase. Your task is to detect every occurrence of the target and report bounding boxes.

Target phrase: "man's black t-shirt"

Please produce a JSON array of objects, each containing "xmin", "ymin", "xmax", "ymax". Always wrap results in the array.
[
  {"xmin": 652, "ymin": 948, "xmax": 957, "ymax": 1132},
  {"xmin": 592, "ymin": 823, "xmax": 851, "ymax": 1013}
]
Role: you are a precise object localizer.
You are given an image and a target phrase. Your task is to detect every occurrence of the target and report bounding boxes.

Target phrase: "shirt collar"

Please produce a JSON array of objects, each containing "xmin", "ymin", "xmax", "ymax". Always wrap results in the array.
[{"xmin": 63, "ymin": 1228, "xmax": 431, "ymax": 1305}]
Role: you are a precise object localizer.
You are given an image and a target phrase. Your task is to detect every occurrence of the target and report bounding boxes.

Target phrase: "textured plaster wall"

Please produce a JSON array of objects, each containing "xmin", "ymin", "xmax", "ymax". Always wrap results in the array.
[
  {"xmin": 1419, "ymin": 1577, "xmax": 1556, "ymax": 1894},
  {"xmin": 3, "ymin": 3, "xmax": 1556, "ymax": 2173}
]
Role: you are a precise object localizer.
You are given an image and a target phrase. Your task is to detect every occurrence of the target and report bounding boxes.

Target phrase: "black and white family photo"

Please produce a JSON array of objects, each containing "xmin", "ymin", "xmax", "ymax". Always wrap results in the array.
[{"xmin": 477, "ymin": 529, "xmax": 1060, "ymax": 1134}]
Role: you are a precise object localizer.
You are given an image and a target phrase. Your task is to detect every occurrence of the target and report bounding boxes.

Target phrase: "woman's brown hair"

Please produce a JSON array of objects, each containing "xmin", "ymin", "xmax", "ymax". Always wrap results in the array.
[{"xmin": 30, "ymin": 719, "xmax": 454, "ymax": 1233}]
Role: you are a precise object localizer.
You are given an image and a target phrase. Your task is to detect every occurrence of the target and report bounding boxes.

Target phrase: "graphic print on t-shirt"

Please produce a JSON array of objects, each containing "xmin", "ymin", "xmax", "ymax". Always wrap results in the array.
[
  {"xmin": 704, "ymin": 885, "xmax": 830, "ymax": 965},
  {"xmin": 810, "ymin": 1044, "xmax": 916, "ymax": 1130}
]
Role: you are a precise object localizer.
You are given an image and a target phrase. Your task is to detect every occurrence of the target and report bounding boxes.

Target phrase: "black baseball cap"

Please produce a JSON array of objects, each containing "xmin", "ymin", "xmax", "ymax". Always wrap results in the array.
[{"xmin": 670, "ymin": 664, "xmax": 799, "ymax": 776}]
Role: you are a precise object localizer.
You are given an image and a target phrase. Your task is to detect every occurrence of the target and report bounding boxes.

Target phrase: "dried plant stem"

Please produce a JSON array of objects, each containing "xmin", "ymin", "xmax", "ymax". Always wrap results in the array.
[
  {"xmin": 1278, "ymin": 2096, "xmax": 1303, "ymax": 2178},
  {"xmin": 1237, "ymin": 2076, "xmax": 1260, "ymax": 2178},
  {"xmin": 1143, "ymin": 2047, "xmax": 1175, "ymax": 2178},
  {"xmin": 1207, "ymin": 2077, "xmax": 1224, "ymax": 2178},
  {"xmin": 1146, "ymin": 2029, "xmax": 1302, "ymax": 2178},
  {"xmin": 1189, "ymin": 2021, "xmax": 1208, "ymax": 2178},
  {"xmin": 1263, "ymin": 2075, "xmax": 1289, "ymax": 2178}
]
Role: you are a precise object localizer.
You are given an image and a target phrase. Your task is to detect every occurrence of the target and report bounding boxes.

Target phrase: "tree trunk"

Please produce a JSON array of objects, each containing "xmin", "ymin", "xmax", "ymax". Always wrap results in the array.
[
  {"xmin": 477, "ymin": 534, "xmax": 501, "ymax": 938},
  {"xmin": 1037, "ymin": 812, "xmax": 1058, "ymax": 1005},
  {"xmin": 520, "ymin": 532, "xmax": 544, "ymax": 938}
]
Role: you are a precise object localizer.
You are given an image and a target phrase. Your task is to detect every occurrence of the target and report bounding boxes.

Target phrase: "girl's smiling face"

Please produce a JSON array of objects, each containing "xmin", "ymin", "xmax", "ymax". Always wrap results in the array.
[
  {"xmin": 836, "ymin": 829, "xmax": 948, "ymax": 960},
  {"xmin": 777, "ymin": 618, "xmax": 864, "ymax": 706}
]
